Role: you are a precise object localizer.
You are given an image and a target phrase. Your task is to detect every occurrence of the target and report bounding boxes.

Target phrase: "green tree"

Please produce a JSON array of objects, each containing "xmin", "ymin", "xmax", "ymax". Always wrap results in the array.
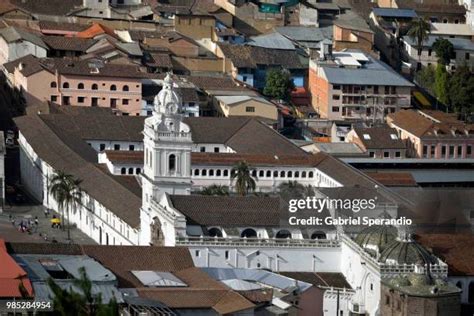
[
  {"xmin": 231, "ymin": 161, "xmax": 256, "ymax": 196},
  {"xmin": 263, "ymin": 68, "xmax": 295, "ymax": 101},
  {"xmin": 407, "ymin": 18, "xmax": 431, "ymax": 63},
  {"xmin": 434, "ymin": 64, "xmax": 450, "ymax": 105},
  {"xmin": 278, "ymin": 181, "xmax": 315, "ymax": 201},
  {"xmin": 448, "ymin": 65, "xmax": 474, "ymax": 114},
  {"xmin": 414, "ymin": 64, "xmax": 436, "ymax": 93},
  {"xmin": 199, "ymin": 184, "xmax": 229, "ymax": 196},
  {"xmin": 49, "ymin": 171, "xmax": 82, "ymax": 241},
  {"xmin": 432, "ymin": 38, "xmax": 455, "ymax": 65},
  {"xmin": 48, "ymin": 267, "xmax": 118, "ymax": 316}
]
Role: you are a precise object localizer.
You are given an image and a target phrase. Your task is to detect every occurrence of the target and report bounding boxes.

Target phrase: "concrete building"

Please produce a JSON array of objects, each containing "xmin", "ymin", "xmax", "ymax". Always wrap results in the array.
[
  {"xmin": 346, "ymin": 126, "xmax": 407, "ymax": 159},
  {"xmin": 308, "ymin": 48, "xmax": 414, "ymax": 121},
  {"xmin": 333, "ymin": 12, "xmax": 375, "ymax": 55},
  {"xmin": 4, "ymin": 55, "xmax": 145, "ymax": 115},
  {"xmin": 387, "ymin": 109, "xmax": 474, "ymax": 159},
  {"xmin": 214, "ymin": 95, "xmax": 278, "ymax": 120},
  {"xmin": 0, "ymin": 27, "xmax": 48, "ymax": 64}
]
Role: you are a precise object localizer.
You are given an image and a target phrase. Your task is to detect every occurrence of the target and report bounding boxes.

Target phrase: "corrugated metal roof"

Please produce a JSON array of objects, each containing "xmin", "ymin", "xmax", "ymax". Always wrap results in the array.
[
  {"xmin": 403, "ymin": 35, "xmax": 474, "ymax": 51},
  {"xmin": 215, "ymin": 95, "xmax": 272, "ymax": 105},
  {"xmin": 0, "ymin": 27, "xmax": 48, "ymax": 49},
  {"xmin": 372, "ymin": 8, "xmax": 417, "ymax": 18},
  {"xmin": 221, "ymin": 279, "xmax": 263, "ymax": 291},
  {"xmin": 131, "ymin": 271, "xmax": 188, "ymax": 287},
  {"xmin": 276, "ymin": 26, "xmax": 333, "ymax": 43},
  {"xmin": 248, "ymin": 32, "xmax": 295, "ymax": 50}
]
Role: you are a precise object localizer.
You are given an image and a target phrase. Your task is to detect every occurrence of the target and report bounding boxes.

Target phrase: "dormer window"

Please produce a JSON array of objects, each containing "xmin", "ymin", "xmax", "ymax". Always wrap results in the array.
[
  {"xmin": 390, "ymin": 134, "xmax": 398, "ymax": 140},
  {"xmin": 363, "ymin": 134, "xmax": 371, "ymax": 140}
]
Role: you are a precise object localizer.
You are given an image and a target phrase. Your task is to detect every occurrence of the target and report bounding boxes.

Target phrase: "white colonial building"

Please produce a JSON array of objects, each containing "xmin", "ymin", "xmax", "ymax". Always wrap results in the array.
[{"xmin": 15, "ymin": 74, "xmax": 461, "ymax": 315}]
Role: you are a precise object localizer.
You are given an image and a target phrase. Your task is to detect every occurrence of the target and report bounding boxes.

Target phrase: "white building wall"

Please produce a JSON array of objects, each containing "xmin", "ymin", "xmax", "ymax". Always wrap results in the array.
[
  {"xmin": 18, "ymin": 132, "xmax": 139, "ymax": 246},
  {"xmin": 87, "ymin": 140, "xmax": 143, "ymax": 152},
  {"xmin": 0, "ymin": 39, "xmax": 47, "ymax": 64},
  {"xmin": 188, "ymin": 245, "xmax": 342, "ymax": 272}
]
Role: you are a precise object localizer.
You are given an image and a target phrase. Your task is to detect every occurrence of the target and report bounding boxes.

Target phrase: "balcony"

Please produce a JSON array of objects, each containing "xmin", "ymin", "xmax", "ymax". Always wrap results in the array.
[
  {"xmin": 176, "ymin": 236, "xmax": 341, "ymax": 248},
  {"xmin": 155, "ymin": 131, "xmax": 192, "ymax": 142}
]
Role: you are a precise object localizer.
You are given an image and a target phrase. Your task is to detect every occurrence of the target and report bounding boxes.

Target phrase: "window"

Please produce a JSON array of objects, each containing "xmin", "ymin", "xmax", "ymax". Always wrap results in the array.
[
  {"xmin": 373, "ymin": 86, "xmax": 379, "ymax": 94},
  {"xmin": 209, "ymin": 169, "xmax": 214, "ymax": 176},
  {"xmin": 333, "ymin": 85, "xmax": 341, "ymax": 90},
  {"xmin": 468, "ymin": 145, "xmax": 472, "ymax": 156},
  {"xmin": 63, "ymin": 82, "xmax": 70, "ymax": 89},
  {"xmin": 50, "ymin": 81, "xmax": 57, "ymax": 88},
  {"xmin": 332, "ymin": 95, "xmax": 340, "ymax": 100},
  {"xmin": 428, "ymin": 49, "xmax": 432, "ymax": 56},
  {"xmin": 92, "ymin": 83, "xmax": 98, "ymax": 90},
  {"xmin": 223, "ymin": 170, "xmax": 229, "ymax": 176},
  {"xmin": 78, "ymin": 83, "xmax": 84, "ymax": 89},
  {"xmin": 123, "ymin": 99, "xmax": 129, "ymax": 105},
  {"xmin": 391, "ymin": 86, "xmax": 396, "ymax": 94},
  {"xmin": 466, "ymin": 53, "xmax": 470, "ymax": 60},
  {"xmin": 62, "ymin": 96, "xmax": 70, "ymax": 105},
  {"xmin": 259, "ymin": 170, "xmax": 264, "ymax": 177},
  {"xmin": 78, "ymin": 96, "xmax": 85, "ymax": 103},
  {"xmin": 363, "ymin": 134, "xmax": 371, "ymax": 140},
  {"xmin": 216, "ymin": 169, "xmax": 221, "ymax": 176},
  {"xmin": 195, "ymin": 250, "xmax": 200, "ymax": 257},
  {"xmin": 114, "ymin": 144, "xmax": 120, "ymax": 150},
  {"xmin": 431, "ymin": 145, "xmax": 436, "ymax": 157},
  {"xmin": 302, "ymin": 171, "xmax": 306, "ymax": 178},
  {"xmin": 225, "ymin": 250, "xmax": 229, "ymax": 260},
  {"xmin": 100, "ymin": 144, "xmax": 105, "ymax": 151},
  {"xmin": 458, "ymin": 146, "xmax": 463, "ymax": 156},
  {"xmin": 384, "ymin": 86, "xmax": 390, "ymax": 94},
  {"xmin": 121, "ymin": 168, "xmax": 126, "ymax": 175},
  {"xmin": 395, "ymin": 151, "xmax": 401, "ymax": 158},
  {"xmin": 308, "ymin": 171, "xmax": 314, "ymax": 178},
  {"xmin": 384, "ymin": 151, "xmax": 390, "ymax": 158},
  {"xmin": 390, "ymin": 134, "xmax": 398, "ymax": 140},
  {"xmin": 194, "ymin": 169, "xmax": 199, "ymax": 176},
  {"xmin": 123, "ymin": 85, "xmax": 129, "ymax": 91},
  {"xmin": 50, "ymin": 95, "xmax": 57, "ymax": 102},
  {"xmin": 169, "ymin": 154, "xmax": 176, "ymax": 172},
  {"xmin": 91, "ymin": 97, "xmax": 98, "ymax": 107},
  {"xmin": 369, "ymin": 151, "xmax": 375, "ymax": 158},
  {"xmin": 385, "ymin": 296, "xmax": 390, "ymax": 305},
  {"xmin": 423, "ymin": 145, "xmax": 428, "ymax": 157},
  {"xmin": 214, "ymin": 147, "xmax": 219, "ymax": 153},
  {"xmin": 128, "ymin": 168, "xmax": 133, "ymax": 175},
  {"xmin": 246, "ymin": 106, "xmax": 255, "ymax": 113},
  {"xmin": 189, "ymin": 102, "xmax": 195, "ymax": 107},
  {"xmin": 273, "ymin": 171, "xmax": 278, "ymax": 178},
  {"xmin": 332, "ymin": 106, "xmax": 340, "ymax": 112},
  {"xmin": 200, "ymin": 146, "xmax": 205, "ymax": 152},
  {"xmin": 294, "ymin": 171, "xmax": 299, "ymax": 178},
  {"xmin": 129, "ymin": 145, "xmax": 135, "ymax": 151},
  {"xmin": 449, "ymin": 145, "xmax": 455, "ymax": 157},
  {"xmin": 110, "ymin": 84, "xmax": 117, "ymax": 91}
]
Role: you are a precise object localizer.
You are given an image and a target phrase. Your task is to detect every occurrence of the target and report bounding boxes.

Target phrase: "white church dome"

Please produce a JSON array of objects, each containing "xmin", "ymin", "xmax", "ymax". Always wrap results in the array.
[{"xmin": 154, "ymin": 73, "xmax": 181, "ymax": 113}]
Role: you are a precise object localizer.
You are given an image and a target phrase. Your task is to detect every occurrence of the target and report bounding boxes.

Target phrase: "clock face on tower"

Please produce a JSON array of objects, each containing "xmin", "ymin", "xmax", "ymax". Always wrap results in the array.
[{"xmin": 166, "ymin": 102, "xmax": 178, "ymax": 114}]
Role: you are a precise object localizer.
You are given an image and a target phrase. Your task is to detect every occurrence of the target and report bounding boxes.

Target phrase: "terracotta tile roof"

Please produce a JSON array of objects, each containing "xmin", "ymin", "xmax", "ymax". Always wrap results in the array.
[
  {"xmin": 387, "ymin": 110, "xmax": 474, "ymax": 138},
  {"xmin": 218, "ymin": 43, "xmax": 306, "ymax": 69},
  {"xmin": 39, "ymin": 21, "xmax": 89, "ymax": 33},
  {"xmin": 353, "ymin": 127, "xmax": 406, "ymax": 150},
  {"xmin": 0, "ymin": 240, "xmax": 33, "ymax": 298},
  {"xmin": 169, "ymin": 195, "xmax": 283, "ymax": 227},
  {"xmin": 76, "ymin": 23, "xmax": 118, "ymax": 39},
  {"xmin": 238, "ymin": 289, "xmax": 273, "ymax": 303},
  {"xmin": 42, "ymin": 35, "xmax": 96, "ymax": 52},
  {"xmin": 281, "ymin": 272, "xmax": 352, "ymax": 289},
  {"xmin": 416, "ymin": 234, "xmax": 474, "ymax": 276},
  {"xmin": 365, "ymin": 172, "xmax": 417, "ymax": 187},
  {"xmin": 11, "ymin": 0, "xmax": 83, "ymax": 16},
  {"xmin": 104, "ymin": 150, "xmax": 143, "ymax": 164},
  {"xmin": 146, "ymin": 52, "xmax": 173, "ymax": 68}
]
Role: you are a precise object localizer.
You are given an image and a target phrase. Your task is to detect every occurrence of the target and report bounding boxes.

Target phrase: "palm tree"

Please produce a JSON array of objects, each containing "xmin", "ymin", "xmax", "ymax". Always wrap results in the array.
[
  {"xmin": 200, "ymin": 184, "xmax": 229, "ymax": 196},
  {"xmin": 407, "ymin": 18, "xmax": 430, "ymax": 67},
  {"xmin": 49, "ymin": 171, "xmax": 82, "ymax": 241},
  {"xmin": 231, "ymin": 161, "xmax": 256, "ymax": 196}
]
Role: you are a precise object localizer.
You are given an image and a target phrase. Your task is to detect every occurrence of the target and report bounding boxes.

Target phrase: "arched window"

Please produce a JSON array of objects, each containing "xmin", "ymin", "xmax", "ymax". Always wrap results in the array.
[
  {"xmin": 309, "ymin": 171, "xmax": 314, "ymax": 178},
  {"xmin": 294, "ymin": 171, "xmax": 299, "ymax": 178},
  {"xmin": 280, "ymin": 171, "xmax": 285, "ymax": 177},
  {"xmin": 202, "ymin": 169, "xmax": 207, "ymax": 176},
  {"xmin": 169, "ymin": 154, "xmax": 176, "ymax": 172},
  {"xmin": 63, "ymin": 82, "xmax": 69, "ymax": 89},
  {"xmin": 241, "ymin": 228, "xmax": 257, "ymax": 238},
  {"xmin": 121, "ymin": 168, "xmax": 126, "ymax": 175},
  {"xmin": 456, "ymin": 281, "xmax": 462, "ymax": 289},
  {"xmin": 251, "ymin": 170, "xmax": 257, "ymax": 177},
  {"xmin": 259, "ymin": 170, "xmax": 264, "ymax": 177},
  {"xmin": 311, "ymin": 231, "xmax": 326, "ymax": 239},
  {"xmin": 50, "ymin": 81, "xmax": 57, "ymax": 88},
  {"xmin": 276, "ymin": 229, "xmax": 292, "ymax": 239},
  {"xmin": 110, "ymin": 84, "xmax": 117, "ymax": 91},
  {"xmin": 216, "ymin": 169, "xmax": 221, "ymax": 176},
  {"xmin": 302, "ymin": 171, "xmax": 307, "ymax": 178},
  {"xmin": 92, "ymin": 83, "xmax": 98, "ymax": 90},
  {"xmin": 123, "ymin": 85, "xmax": 129, "ymax": 91},
  {"xmin": 273, "ymin": 171, "xmax": 278, "ymax": 178},
  {"xmin": 128, "ymin": 168, "xmax": 133, "ymax": 175},
  {"xmin": 194, "ymin": 169, "xmax": 199, "ymax": 176},
  {"xmin": 78, "ymin": 83, "xmax": 84, "ymax": 89},
  {"xmin": 209, "ymin": 169, "xmax": 214, "ymax": 176},
  {"xmin": 223, "ymin": 170, "xmax": 228, "ymax": 177},
  {"xmin": 208, "ymin": 227, "xmax": 223, "ymax": 237},
  {"xmin": 287, "ymin": 171, "xmax": 293, "ymax": 178},
  {"xmin": 266, "ymin": 170, "xmax": 271, "ymax": 177},
  {"xmin": 136, "ymin": 168, "xmax": 141, "ymax": 174}
]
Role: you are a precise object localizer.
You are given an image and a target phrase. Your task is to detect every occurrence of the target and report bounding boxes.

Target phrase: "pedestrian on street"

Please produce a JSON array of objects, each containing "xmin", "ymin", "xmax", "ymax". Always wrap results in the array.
[
  {"xmin": 44, "ymin": 208, "xmax": 49, "ymax": 218},
  {"xmin": 34, "ymin": 216, "xmax": 39, "ymax": 226}
]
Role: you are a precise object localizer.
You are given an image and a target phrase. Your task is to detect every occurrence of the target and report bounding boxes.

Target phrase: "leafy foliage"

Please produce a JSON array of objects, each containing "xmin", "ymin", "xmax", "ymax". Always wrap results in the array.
[
  {"xmin": 199, "ymin": 184, "xmax": 230, "ymax": 196},
  {"xmin": 278, "ymin": 181, "xmax": 315, "ymax": 201},
  {"xmin": 407, "ymin": 18, "xmax": 430, "ymax": 58},
  {"xmin": 448, "ymin": 65, "xmax": 474, "ymax": 115},
  {"xmin": 263, "ymin": 68, "xmax": 295, "ymax": 101},
  {"xmin": 434, "ymin": 64, "xmax": 450, "ymax": 105},
  {"xmin": 48, "ymin": 267, "xmax": 118, "ymax": 316},
  {"xmin": 414, "ymin": 65, "xmax": 435, "ymax": 93},
  {"xmin": 231, "ymin": 161, "xmax": 256, "ymax": 196},
  {"xmin": 432, "ymin": 38, "xmax": 455, "ymax": 65}
]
